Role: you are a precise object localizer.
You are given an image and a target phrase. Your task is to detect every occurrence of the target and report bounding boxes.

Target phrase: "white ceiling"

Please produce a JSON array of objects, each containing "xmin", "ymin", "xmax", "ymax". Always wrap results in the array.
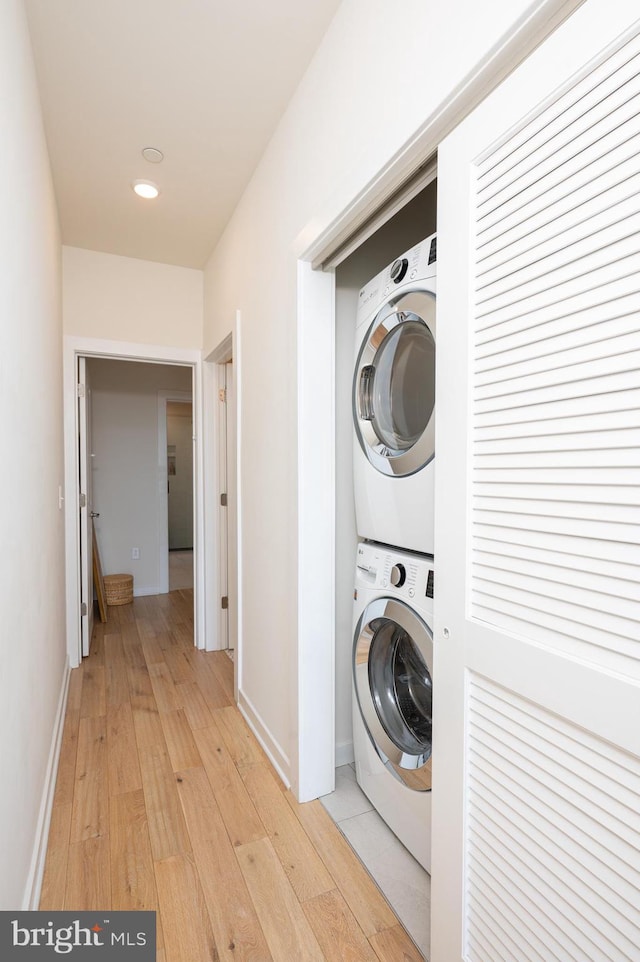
[{"xmin": 25, "ymin": 0, "xmax": 341, "ymax": 268}]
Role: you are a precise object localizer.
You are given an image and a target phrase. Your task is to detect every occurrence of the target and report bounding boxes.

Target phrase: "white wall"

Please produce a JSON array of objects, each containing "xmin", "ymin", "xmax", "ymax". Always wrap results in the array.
[
  {"xmin": 0, "ymin": 0, "xmax": 65, "ymax": 908},
  {"xmin": 203, "ymin": 0, "xmax": 539, "ymax": 784},
  {"xmin": 89, "ymin": 359, "xmax": 192, "ymax": 595},
  {"xmin": 63, "ymin": 246, "xmax": 203, "ymax": 348}
]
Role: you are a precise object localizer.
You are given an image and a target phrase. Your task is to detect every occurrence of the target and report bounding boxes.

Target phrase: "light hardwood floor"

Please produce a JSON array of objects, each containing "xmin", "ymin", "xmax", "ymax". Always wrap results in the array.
[{"xmin": 40, "ymin": 590, "xmax": 423, "ymax": 962}]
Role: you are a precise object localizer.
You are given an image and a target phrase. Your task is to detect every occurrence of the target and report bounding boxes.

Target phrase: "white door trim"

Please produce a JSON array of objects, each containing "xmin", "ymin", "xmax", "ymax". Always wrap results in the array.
[
  {"xmin": 291, "ymin": 0, "xmax": 586, "ymax": 802},
  {"xmin": 158, "ymin": 389, "xmax": 193, "ymax": 594},
  {"xmin": 206, "ymin": 323, "xmax": 240, "ymax": 675},
  {"xmin": 290, "ymin": 262, "xmax": 336, "ymax": 801},
  {"xmin": 77, "ymin": 356, "xmax": 94, "ymax": 657},
  {"xmin": 63, "ymin": 335, "xmax": 206, "ymax": 667}
]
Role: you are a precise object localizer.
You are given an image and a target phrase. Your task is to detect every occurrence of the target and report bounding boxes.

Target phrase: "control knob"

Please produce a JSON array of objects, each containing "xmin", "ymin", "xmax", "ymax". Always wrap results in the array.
[
  {"xmin": 390, "ymin": 563, "xmax": 406, "ymax": 587},
  {"xmin": 390, "ymin": 257, "xmax": 409, "ymax": 284}
]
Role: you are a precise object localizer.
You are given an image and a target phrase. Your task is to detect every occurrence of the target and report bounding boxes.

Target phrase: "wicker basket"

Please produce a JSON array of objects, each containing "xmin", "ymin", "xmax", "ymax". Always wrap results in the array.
[{"xmin": 104, "ymin": 573, "xmax": 134, "ymax": 606}]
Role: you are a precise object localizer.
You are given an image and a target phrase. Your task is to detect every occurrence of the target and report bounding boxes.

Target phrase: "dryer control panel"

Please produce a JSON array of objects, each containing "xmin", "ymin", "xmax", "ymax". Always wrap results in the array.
[
  {"xmin": 356, "ymin": 541, "xmax": 434, "ymax": 603},
  {"xmin": 356, "ymin": 231, "xmax": 437, "ymax": 327}
]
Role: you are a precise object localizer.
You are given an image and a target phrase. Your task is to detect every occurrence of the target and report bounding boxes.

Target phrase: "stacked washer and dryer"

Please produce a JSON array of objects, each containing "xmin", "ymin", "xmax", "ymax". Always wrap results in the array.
[{"xmin": 351, "ymin": 233, "xmax": 436, "ymax": 873}]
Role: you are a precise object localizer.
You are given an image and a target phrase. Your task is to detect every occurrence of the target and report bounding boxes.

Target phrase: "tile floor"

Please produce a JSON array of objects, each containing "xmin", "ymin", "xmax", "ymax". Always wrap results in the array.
[{"xmin": 321, "ymin": 764, "xmax": 431, "ymax": 960}]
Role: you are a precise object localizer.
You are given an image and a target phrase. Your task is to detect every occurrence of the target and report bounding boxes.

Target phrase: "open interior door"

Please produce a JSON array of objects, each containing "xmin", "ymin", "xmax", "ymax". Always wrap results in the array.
[
  {"xmin": 218, "ymin": 363, "xmax": 229, "ymax": 650},
  {"xmin": 433, "ymin": 3, "xmax": 640, "ymax": 959},
  {"xmin": 78, "ymin": 356, "xmax": 94, "ymax": 657}
]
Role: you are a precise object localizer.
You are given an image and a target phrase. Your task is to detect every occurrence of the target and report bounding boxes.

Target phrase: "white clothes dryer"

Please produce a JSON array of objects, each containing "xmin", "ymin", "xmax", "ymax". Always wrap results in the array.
[
  {"xmin": 353, "ymin": 233, "xmax": 436, "ymax": 554},
  {"xmin": 352, "ymin": 540, "xmax": 434, "ymax": 872}
]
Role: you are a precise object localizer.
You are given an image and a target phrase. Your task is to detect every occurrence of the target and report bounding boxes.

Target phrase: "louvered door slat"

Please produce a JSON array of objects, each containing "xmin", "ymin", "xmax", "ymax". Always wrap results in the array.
[
  {"xmin": 476, "ymin": 273, "xmax": 640, "ymax": 338},
  {"xmin": 477, "ymin": 34, "xmax": 640, "ymax": 189},
  {"xmin": 476, "ymin": 309, "xmax": 640, "ymax": 370},
  {"xmin": 469, "ymin": 837, "xmax": 618, "ymax": 962},
  {"xmin": 477, "ymin": 198, "xmax": 640, "ymax": 295},
  {"xmin": 466, "ymin": 676, "xmax": 640, "ymax": 962},
  {"xmin": 469, "ymin": 791, "xmax": 639, "ymax": 956},
  {"xmin": 473, "ymin": 522, "xmax": 639, "ymax": 566},
  {"xmin": 470, "ymin": 793, "xmax": 639, "ymax": 949},
  {"xmin": 472, "ymin": 537, "xmax": 638, "ymax": 586},
  {"xmin": 474, "ymin": 426, "xmax": 640, "ymax": 452},
  {"xmin": 471, "ymin": 706, "xmax": 640, "ymax": 823},
  {"xmin": 475, "ymin": 483, "xmax": 640, "ymax": 509},
  {"xmin": 478, "ymin": 127, "xmax": 640, "ymax": 262},
  {"xmin": 474, "ymin": 386, "xmax": 640, "ymax": 424},
  {"xmin": 476, "ymin": 246, "xmax": 640, "ymax": 324},
  {"xmin": 477, "ymin": 89, "xmax": 640, "ymax": 227},
  {"xmin": 476, "ymin": 355, "xmax": 640, "ymax": 396},
  {"xmin": 474, "ymin": 469, "xmax": 640, "ymax": 491},
  {"xmin": 467, "ymin": 879, "xmax": 567, "ymax": 962},
  {"xmin": 477, "ymin": 235, "xmax": 640, "ymax": 318},
  {"xmin": 473, "ymin": 507, "xmax": 640, "ymax": 544},
  {"xmin": 474, "ymin": 368, "xmax": 640, "ymax": 414},
  {"xmin": 477, "ymin": 146, "xmax": 640, "ymax": 269},
  {"xmin": 472, "ymin": 562, "xmax": 639, "ymax": 624},
  {"xmin": 472, "ymin": 684, "xmax": 640, "ymax": 790},
  {"xmin": 472, "ymin": 575, "xmax": 638, "ymax": 646},
  {"xmin": 474, "ymin": 406, "xmax": 640, "ymax": 440},
  {"xmin": 474, "ymin": 447, "xmax": 640, "ymax": 470}
]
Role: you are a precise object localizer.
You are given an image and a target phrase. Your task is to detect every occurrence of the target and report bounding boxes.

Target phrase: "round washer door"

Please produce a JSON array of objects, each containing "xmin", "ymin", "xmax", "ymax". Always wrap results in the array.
[
  {"xmin": 353, "ymin": 597, "xmax": 433, "ymax": 791},
  {"xmin": 353, "ymin": 290, "xmax": 435, "ymax": 478}
]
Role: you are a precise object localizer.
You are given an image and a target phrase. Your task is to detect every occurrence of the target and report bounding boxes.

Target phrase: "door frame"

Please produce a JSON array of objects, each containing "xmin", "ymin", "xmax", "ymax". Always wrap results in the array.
[
  {"xmin": 63, "ymin": 335, "xmax": 209, "ymax": 668},
  {"xmin": 158, "ymin": 389, "xmax": 194, "ymax": 594},
  {"xmin": 207, "ymin": 328, "xmax": 240, "ymax": 702},
  {"xmin": 290, "ymin": 0, "xmax": 585, "ymax": 803},
  {"xmin": 77, "ymin": 355, "xmax": 95, "ymax": 657}
]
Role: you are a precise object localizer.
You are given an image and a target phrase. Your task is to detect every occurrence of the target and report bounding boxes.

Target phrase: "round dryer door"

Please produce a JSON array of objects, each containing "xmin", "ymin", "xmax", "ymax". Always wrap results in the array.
[
  {"xmin": 353, "ymin": 290, "xmax": 435, "ymax": 478},
  {"xmin": 353, "ymin": 597, "xmax": 433, "ymax": 791}
]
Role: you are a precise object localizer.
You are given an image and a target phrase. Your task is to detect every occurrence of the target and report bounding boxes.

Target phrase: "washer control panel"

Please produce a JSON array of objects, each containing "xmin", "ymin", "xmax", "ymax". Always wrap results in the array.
[
  {"xmin": 356, "ymin": 232, "xmax": 437, "ymax": 326},
  {"xmin": 356, "ymin": 541, "xmax": 434, "ymax": 602}
]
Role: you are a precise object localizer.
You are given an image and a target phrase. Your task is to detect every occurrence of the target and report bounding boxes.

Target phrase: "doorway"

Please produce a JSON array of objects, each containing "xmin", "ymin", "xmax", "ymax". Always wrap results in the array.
[
  {"xmin": 158, "ymin": 388, "xmax": 194, "ymax": 594},
  {"xmin": 89, "ymin": 358, "xmax": 193, "ymax": 603},
  {"xmin": 209, "ymin": 334, "xmax": 238, "ymax": 669},
  {"xmin": 64, "ymin": 338, "xmax": 205, "ymax": 668},
  {"xmin": 166, "ymin": 399, "xmax": 194, "ymax": 590}
]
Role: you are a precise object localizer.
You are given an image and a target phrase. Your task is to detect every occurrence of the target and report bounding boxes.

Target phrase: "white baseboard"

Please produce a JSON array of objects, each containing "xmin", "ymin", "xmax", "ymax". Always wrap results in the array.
[
  {"xmin": 23, "ymin": 660, "xmax": 71, "ymax": 909},
  {"xmin": 335, "ymin": 740, "xmax": 355, "ymax": 768},
  {"xmin": 238, "ymin": 689, "xmax": 290, "ymax": 789},
  {"xmin": 133, "ymin": 585, "xmax": 160, "ymax": 597}
]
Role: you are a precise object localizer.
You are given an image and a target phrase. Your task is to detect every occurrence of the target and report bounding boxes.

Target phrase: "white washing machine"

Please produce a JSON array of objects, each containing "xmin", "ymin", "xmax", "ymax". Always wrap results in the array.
[
  {"xmin": 353, "ymin": 233, "xmax": 436, "ymax": 555},
  {"xmin": 352, "ymin": 540, "xmax": 433, "ymax": 872}
]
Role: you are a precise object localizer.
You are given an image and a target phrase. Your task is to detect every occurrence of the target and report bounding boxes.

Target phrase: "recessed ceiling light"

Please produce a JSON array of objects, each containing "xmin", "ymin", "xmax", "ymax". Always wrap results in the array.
[
  {"xmin": 133, "ymin": 180, "xmax": 160, "ymax": 199},
  {"xmin": 142, "ymin": 147, "xmax": 164, "ymax": 164}
]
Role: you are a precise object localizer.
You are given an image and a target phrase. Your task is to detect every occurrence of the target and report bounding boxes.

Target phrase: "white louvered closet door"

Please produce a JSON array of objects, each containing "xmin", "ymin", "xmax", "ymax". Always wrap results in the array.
[{"xmin": 433, "ymin": 3, "xmax": 640, "ymax": 961}]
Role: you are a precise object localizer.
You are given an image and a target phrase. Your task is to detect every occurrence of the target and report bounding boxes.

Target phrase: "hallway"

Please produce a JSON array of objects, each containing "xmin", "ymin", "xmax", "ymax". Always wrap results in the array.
[{"xmin": 39, "ymin": 591, "xmax": 422, "ymax": 962}]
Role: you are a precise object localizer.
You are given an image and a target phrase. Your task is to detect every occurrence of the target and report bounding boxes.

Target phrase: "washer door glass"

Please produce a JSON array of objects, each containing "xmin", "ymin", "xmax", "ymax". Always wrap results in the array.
[
  {"xmin": 353, "ymin": 597, "xmax": 433, "ymax": 790},
  {"xmin": 369, "ymin": 321, "xmax": 435, "ymax": 453},
  {"xmin": 354, "ymin": 290, "xmax": 435, "ymax": 478},
  {"xmin": 368, "ymin": 617, "xmax": 432, "ymax": 758}
]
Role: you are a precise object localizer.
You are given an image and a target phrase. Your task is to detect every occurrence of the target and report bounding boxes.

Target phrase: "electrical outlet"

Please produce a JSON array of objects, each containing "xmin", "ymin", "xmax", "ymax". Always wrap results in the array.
[{"xmin": 132, "ymin": 547, "xmax": 140, "ymax": 560}]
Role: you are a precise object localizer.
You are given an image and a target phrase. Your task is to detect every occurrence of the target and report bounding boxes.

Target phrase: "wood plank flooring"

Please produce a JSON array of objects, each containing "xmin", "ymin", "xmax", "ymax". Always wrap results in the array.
[{"xmin": 40, "ymin": 590, "xmax": 423, "ymax": 962}]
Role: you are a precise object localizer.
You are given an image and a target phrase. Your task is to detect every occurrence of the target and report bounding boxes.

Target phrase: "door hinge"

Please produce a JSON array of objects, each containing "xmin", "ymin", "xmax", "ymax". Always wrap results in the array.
[
  {"xmin": 218, "ymin": 388, "xmax": 227, "ymax": 403},
  {"xmin": 77, "ymin": 383, "xmax": 86, "ymax": 398},
  {"xmin": 81, "ymin": 602, "xmax": 88, "ymax": 616},
  {"xmin": 220, "ymin": 493, "xmax": 228, "ymax": 507},
  {"xmin": 79, "ymin": 492, "xmax": 87, "ymax": 508},
  {"xmin": 221, "ymin": 596, "xmax": 229, "ymax": 610}
]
